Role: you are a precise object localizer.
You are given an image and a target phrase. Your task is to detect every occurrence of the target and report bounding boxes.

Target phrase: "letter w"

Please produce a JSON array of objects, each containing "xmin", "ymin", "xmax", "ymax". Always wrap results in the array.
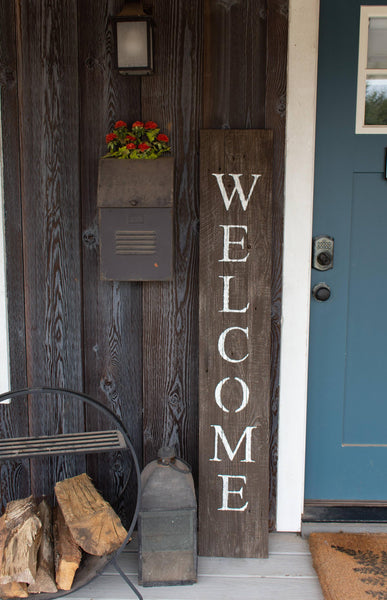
[
  {"xmin": 210, "ymin": 425, "xmax": 257, "ymax": 462},
  {"xmin": 212, "ymin": 173, "xmax": 261, "ymax": 211}
]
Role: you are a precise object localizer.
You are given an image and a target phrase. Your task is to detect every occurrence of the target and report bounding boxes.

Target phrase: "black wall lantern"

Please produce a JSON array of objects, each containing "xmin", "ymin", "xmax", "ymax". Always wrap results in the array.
[{"xmin": 113, "ymin": 2, "xmax": 153, "ymax": 75}]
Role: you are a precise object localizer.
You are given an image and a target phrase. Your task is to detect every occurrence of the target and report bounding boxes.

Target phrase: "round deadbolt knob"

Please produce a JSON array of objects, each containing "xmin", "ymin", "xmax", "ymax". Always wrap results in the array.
[
  {"xmin": 312, "ymin": 283, "xmax": 331, "ymax": 302},
  {"xmin": 317, "ymin": 251, "xmax": 332, "ymax": 266}
]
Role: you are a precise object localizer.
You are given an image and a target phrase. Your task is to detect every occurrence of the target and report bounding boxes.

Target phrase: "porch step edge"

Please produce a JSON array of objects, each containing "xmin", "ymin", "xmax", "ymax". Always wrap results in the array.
[{"xmin": 301, "ymin": 522, "xmax": 387, "ymax": 538}]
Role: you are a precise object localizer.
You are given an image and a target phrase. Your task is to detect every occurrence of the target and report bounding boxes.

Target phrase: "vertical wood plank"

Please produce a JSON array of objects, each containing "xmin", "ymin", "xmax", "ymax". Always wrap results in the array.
[
  {"xmin": 202, "ymin": 0, "xmax": 267, "ymax": 129},
  {"xmin": 0, "ymin": 0, "xmax": 29, "ymax": 507},
  {"xmin": 17, "ymin": 0, "xmax": 84, "ymax": 496},
  {"xmin": 0, "ymin": 1, "xmax": 27, "ymax": 391},
  {"xmin": 141, "ymin": 0, "xmax": 202, "ymax": 476},
  {"xmin": 265, "ymin": 0, "xmax": 288, "ymax": 530},
  {"xmin": 78, "ymin": 0, "xmax": 143, "ymax": 525},
  {"xmin": 203, "ymin": 0, "xmax": 288, "ymax": 531},
  {"xmin": 199, "ymin": 129, "xmax": 272, "ymax": 557}
]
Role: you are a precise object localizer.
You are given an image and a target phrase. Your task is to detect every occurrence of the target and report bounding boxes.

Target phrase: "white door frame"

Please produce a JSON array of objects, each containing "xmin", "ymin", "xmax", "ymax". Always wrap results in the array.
[{"xmin": 276, "ymin": 0, "xmax": 320, "ymax": 531}]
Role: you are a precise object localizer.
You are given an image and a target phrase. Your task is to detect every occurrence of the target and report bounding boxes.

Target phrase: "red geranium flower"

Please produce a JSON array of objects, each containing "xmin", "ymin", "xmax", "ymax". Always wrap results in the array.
[
  {"xmin": 104, "ymin": 118, "xmax": 170, "ymax": 159},
  {"xmin": 106, "ymin": 132, "xmax": 118, "ymax": 143}
]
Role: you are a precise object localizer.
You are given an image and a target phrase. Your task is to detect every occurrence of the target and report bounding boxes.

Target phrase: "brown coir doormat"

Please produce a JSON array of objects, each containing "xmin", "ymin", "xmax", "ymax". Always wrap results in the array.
[{"xmin": 309, "ymin": 532, "xmax": 387, "ymax": 600}]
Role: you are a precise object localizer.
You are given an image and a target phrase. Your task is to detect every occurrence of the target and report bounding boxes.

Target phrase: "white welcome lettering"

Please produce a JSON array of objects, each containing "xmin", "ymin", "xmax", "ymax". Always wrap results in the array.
[
  {"xmin": 219, "ymin": 276, "xmax": 250, "ymax": 313},
  {"xmin": 219, "ymin": 225, "xmax": 249, "ymax": 263},
  {"xmin": 218, "ymin": 326, "xmax": 249, "ymax": 363},
  {"xmin": 215, "ymin": 377, "xmax": 250, "ymax": 413},
  {"xmin": 210, "ymin": 424, "xmax": 256, "ymax": 462},
  {"xmin": 212, "ymin": 173, "xmax": 261, "ymax": 211},
  {"xmin": 218, "ymin": 474, "xmax": 248, "ymax": 511}
]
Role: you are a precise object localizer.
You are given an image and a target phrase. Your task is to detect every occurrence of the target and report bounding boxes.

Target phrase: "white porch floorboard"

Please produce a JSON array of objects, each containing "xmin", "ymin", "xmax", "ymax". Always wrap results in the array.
[{"xmin": 66, "ymin": 533, "xmax": 324, "ymax": 600}]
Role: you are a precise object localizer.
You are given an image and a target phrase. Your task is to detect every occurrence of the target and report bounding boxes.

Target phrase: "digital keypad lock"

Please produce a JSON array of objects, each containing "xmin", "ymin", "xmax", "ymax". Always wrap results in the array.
[{"xmin": 312, "ymin": 235, "xmax": 334, "ymax": 271}]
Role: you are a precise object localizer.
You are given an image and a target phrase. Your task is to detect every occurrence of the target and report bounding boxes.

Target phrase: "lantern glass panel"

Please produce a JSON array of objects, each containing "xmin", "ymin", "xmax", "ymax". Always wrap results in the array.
[{"xmin": 117, "ymin": 21, "xmax": 149, "ymax": 68}]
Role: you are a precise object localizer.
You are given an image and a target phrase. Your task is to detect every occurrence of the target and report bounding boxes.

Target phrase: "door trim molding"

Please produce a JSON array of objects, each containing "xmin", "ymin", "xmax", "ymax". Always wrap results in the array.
[{"xmin": 276, "ymin": 0, "xmax": 320, "ymax": 532}]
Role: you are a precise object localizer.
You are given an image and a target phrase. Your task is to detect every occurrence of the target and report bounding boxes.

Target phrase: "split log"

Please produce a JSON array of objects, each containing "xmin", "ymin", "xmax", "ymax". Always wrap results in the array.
[
  {"xmin": 0, "ymin": 514, "xmax": 28, "ymax": 598},
  {"xmin": 3, "ymin": 496, "xmax": 36, "ymax": 530},
  {"xmin": 55, "ymin": 473, "xmax": 127, "ymax": 555},
  {"xmin": 28, "ymin": 499, "xmax": 57, "ymax": 594},
  {"xmin": 0, "ymin": 580, "xmax": 28, "ymax": 599},
  {"xmin": 53, "ymin": 505, "xmax": 82, "ymax": 591},
  {"xmin": 0, "ymin": 496, "xmax": 42, "ymax": 585}
]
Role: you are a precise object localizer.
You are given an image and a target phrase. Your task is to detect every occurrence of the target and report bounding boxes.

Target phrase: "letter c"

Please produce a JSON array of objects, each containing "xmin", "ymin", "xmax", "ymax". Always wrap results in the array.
[{"xmin": 218, "ymin": 327, "xmax": 249, "ymax": 363}]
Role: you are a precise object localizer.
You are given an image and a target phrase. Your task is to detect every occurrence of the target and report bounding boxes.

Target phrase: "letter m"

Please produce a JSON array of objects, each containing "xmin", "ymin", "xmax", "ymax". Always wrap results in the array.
[
  {"xmin": 210, "ymin": 425, "xmax": 257, "ymax": 463},
  {"xmin": 212, "ymin": 173, "xmax": 261, "ymax": 211}
]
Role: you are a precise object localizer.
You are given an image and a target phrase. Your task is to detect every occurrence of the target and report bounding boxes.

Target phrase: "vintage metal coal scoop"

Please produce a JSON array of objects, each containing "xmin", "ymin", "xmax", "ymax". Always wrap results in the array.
[{"xmin": 138, "ymin": 446, "xmax": 197, "ymax": 586}]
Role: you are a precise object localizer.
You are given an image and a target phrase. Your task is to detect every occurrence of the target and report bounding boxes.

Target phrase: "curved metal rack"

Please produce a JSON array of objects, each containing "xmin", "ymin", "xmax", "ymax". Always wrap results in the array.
[{"xmin": 0, "ymin": 387, "xmax": 142, "ymax": 600}]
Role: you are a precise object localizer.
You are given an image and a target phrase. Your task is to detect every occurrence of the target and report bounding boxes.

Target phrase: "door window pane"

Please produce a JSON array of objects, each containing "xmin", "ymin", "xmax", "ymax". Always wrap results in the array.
[
  {"xmin": 356, "ymin": 7, "xmax": 387, "ymax": 133},
  {"xmin": 367, "ymin": 18, "xmax": 387, "ymax": 68},
  {"xmin": 365, "ymin": 75, "xmax": 387, "ymax": 125}
]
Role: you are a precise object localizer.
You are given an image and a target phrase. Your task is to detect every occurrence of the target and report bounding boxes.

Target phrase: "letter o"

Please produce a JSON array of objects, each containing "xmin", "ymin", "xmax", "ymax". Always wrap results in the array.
[{"xmin": 215, "ymin": 377, "xmax": 250, "ymax": 413}]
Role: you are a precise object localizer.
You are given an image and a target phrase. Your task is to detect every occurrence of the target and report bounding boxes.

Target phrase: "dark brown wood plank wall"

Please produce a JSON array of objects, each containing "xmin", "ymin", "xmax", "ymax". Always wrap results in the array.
[
  {"xmin": 78, "ymin": 0, "xmax": 143, "ymax": 524},
  {"xmin": 0, "ymin": 0, "xmax": 29, "ymax": 508},
  {"xmin": 16, "ymin": 0, "xmax": 84, "ymax": 497},
  {"xmin": 265, "ymin": 0, "xmax": 288, "ymax": 530},
  {"xmin": 141, "ymin": 0, "xmax": 203, "ymax": 477},
  {"xmin": 202, "ymin": 0, "xmax": 267, "ymax": 129},
  {"xmin": 0, "ymin": 0, "xmax": 286, "ymax": 529}
]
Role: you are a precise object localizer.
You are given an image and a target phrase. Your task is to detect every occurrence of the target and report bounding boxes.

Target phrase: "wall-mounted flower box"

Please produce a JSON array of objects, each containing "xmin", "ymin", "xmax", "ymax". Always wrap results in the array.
[{"xmin": 97, "ymin": 156, "xmax": 174, "ymax": 281}]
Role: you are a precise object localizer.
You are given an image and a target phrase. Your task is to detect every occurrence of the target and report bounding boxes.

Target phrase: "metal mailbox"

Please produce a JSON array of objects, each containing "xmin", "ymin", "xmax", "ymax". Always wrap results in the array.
[{"xmin": 97, "ymin": 157, "xmax": 174, "ymax": 281}]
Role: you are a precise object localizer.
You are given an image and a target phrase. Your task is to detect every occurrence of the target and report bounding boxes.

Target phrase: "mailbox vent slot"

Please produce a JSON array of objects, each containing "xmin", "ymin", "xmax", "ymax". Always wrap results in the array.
[{"xmin": 115, "ymin": 230, "xmax": 157, "ymax": 255}]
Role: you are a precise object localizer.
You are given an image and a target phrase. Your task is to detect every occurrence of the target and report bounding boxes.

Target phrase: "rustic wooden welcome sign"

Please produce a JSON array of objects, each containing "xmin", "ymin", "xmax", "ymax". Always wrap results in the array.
[{"xmin": 198, "ymin": 130, "xmax": 273, "ymax": 558}]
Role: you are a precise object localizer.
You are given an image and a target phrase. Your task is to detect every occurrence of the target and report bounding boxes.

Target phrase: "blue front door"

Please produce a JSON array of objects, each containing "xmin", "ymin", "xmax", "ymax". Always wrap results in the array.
[{"xmin": 305, "ymin": 0, "xmax": 387, "ymax": 500}]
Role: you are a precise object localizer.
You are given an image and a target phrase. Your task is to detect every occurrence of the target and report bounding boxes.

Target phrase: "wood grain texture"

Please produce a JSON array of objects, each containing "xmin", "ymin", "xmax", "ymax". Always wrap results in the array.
[
  {"xmin": 0, "ymin": 497, "xmax": 41, "ymax": 585},
  {"xmin": 202, "ymin": 0, "xmax": 287, "ymax": 532},
  {"xmin": 80, "ymin": 534, "xmax": 324, "ymax": 600},
  {"xmin": 141, "ymin": 0, "xmax": 202, "ymax": 476},
  {"xmin": 78, "ymin": 0, "xmax": 143, "ymax": 526},
  {"xmin": 265, "ymin": 0, "xmax": 288, "ymax": 530},
  {"xmin": 0, "ymin": 0, "xmax": 26, "ymax": 390},
  {"xmin": 28, "ymin": 500, "xmax": 57, "ymax": 594},
  {"xmin": 199, "ymin": 130, "xmax": 272, "ymax": 557},
  {"xmin": 0, "ymin": 0, "xmax": 287, "ymax": 536},
  {"xmin": 53, "ymin": 505, "xmax": 81, "ymax": 591},
  {"xmin": 203, "ymin": 0, "xmax": 267, "ymax": 129},
  {"xmin": 55, "ymin": 473, "xmax": 127, "ymax": 556},
  {"xmin": 0, "ymin": 0, "xmax": 30, "ymax": 509},
  {"xmin": 16, "ymin": 0, "xmax": 84, "ymax": 496}
]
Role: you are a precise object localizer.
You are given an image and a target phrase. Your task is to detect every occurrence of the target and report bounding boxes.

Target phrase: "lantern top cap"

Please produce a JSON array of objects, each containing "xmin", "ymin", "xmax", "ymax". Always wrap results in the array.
[
  {"xmin": 117, "ymin": 2, "xmax": 148, "ymax": 18},
  {"xmin": 157, "ymin": 446, "xmax": 176, "ymax": 462}
]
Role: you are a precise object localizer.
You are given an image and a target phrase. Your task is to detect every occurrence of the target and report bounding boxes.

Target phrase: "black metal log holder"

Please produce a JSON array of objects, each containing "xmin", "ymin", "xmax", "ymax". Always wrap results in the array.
[{"xmin": 0, "ymin": 387, "xmax": 143, "ymax": 600}]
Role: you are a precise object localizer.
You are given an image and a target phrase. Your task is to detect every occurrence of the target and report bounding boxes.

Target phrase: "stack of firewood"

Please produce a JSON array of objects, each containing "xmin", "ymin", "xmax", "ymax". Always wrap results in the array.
[{"xmin": 0, "ymin": 473, "xmax": 128, "ymax": 598}]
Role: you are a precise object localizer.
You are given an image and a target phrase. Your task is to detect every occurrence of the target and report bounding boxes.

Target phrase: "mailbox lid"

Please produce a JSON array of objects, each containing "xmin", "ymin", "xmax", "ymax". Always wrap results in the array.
[{"xmin": 97, "ymin": 156, "xmax": 174, "ymax": 208}]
